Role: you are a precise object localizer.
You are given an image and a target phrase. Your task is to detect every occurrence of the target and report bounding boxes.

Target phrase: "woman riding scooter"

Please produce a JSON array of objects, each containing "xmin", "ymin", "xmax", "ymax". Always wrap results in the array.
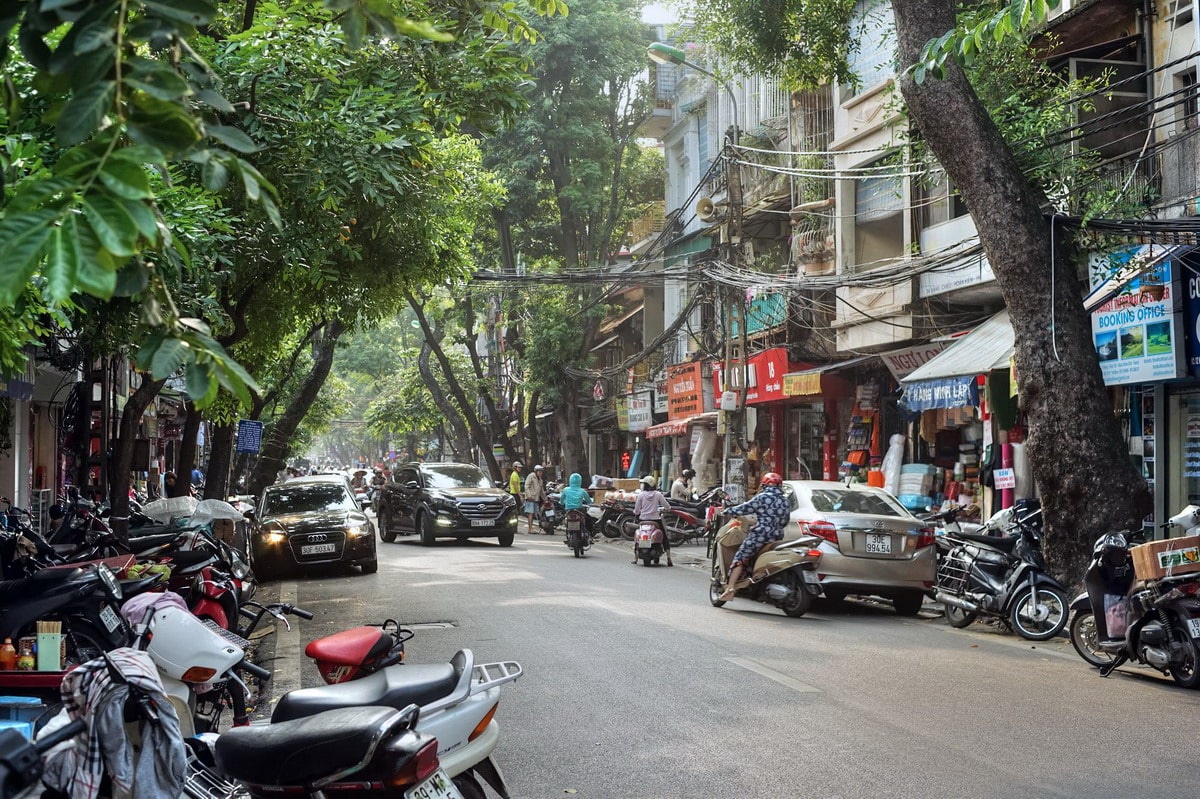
[
  {"xmin": 633, "ymin": 475, "xmax": 672, "ymax": 567},
  {"xmin": 717, "ymin": 473, "xmax": 790, "ymax": 602}
]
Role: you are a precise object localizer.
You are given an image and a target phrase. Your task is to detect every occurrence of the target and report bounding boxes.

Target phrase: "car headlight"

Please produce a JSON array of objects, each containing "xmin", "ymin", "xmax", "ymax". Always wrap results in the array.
[
  {"xmin": 346, "ymin": 522, "xmax": 369, "ymax": 537},
  {"xmin": 263, "ymin": 531, "xmax": 286, "ymax": 545}
]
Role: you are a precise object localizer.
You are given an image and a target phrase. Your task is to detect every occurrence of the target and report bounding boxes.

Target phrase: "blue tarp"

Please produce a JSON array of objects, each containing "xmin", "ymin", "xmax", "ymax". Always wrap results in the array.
[{"xmin": 900, "ymin": 376, "xmax": 979, "ymax": 412}]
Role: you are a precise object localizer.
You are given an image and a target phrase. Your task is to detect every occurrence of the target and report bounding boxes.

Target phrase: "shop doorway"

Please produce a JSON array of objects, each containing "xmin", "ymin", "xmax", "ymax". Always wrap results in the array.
[{"xmin": 786, "ymin": 404, "xmax": 824, "ymax": 481}]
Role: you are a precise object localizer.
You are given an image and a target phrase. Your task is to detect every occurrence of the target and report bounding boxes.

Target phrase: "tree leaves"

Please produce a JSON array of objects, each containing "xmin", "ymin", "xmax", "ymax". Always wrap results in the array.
[
  {"xmin": 57, "ymin": 80, "xmax": 114, "ymax": 145},
  {"xmin": 0, "ymin": 210, "xmax": 57, "ymax": 305}
]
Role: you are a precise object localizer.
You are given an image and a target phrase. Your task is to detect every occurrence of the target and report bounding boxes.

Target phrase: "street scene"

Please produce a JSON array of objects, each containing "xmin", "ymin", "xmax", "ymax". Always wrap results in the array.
[{"xmin": 4, "ymin": 0, "xmax": 1200, "ymax": 797}]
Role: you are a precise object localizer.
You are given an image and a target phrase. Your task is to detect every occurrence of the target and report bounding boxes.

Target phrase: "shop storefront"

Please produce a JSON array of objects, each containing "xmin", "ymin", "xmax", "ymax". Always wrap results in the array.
[
  {"xmin": 645, "ymin": 361, "xmax": 718, "ymax": 490},
  {"xmin": 712, "ymin": 347, "xmax": 806, "ymax": 487}
]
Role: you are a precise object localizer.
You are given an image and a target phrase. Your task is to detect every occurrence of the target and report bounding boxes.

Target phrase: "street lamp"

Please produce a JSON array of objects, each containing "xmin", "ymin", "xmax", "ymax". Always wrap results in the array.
[
  {"xmin": 647, "ymin": 42, "xmax": 747, "ymax": 498},
  {"xmin": 647, "ymin": 43, "xmax": 739, "ymax": 146}
]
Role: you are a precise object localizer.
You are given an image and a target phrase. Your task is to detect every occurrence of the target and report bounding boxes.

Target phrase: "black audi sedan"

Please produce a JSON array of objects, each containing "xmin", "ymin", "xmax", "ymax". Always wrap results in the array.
[{"xmin": 251, "ymin": 475, "xmax": 377, "ymax": 579}]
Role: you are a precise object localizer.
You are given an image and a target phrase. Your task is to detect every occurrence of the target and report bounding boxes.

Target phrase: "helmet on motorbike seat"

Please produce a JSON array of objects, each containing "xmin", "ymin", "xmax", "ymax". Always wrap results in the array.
[
  {"xmin": 761, "ymin": 472, "xmax": 783, "ymax": 487},
  {"xmin": 1094, "ymin": 533, "xmax": 1130, "ymax": 567},
  {"xmin": 640, "ymin": 475, "xmax": 657, "ymax": 489}
]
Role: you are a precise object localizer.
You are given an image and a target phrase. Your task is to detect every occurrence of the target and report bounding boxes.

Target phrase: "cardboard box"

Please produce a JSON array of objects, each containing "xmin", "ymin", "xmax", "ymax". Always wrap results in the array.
[
  {"xmin": 614, "ymin": 479, "xmax": 641, "ymax": 491},
  {"xmin": 1131, "ymin": 536, "xmax": 1200, "ymax": 581}
]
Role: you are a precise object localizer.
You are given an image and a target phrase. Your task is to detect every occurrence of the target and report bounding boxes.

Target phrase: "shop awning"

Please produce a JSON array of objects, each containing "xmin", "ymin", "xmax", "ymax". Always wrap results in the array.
[
  {"xmin": 645, "ymin": 411, "xmax": 718, "ymax": 439},
  {"xmin": 1083, "ymin": 244, "xmax": 1192, "ymax": 312},
  {"xmin": 782, "ymin": 355, "xmax": 876, "ymax": 397},
  {"xmin": 589, "ymin": 334, "xmax": 620, "ymax": 353},
  {"xmin": 598, "ymin": 303, "xmax": 644, "ymax": 336},
  {"xmin": 899, "ymin": 310, "xmax": 1012, "ymax": 411}
]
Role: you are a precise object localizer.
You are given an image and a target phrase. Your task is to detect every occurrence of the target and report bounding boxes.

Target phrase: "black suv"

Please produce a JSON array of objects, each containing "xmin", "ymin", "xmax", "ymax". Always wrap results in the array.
[{"xmin": 376, "ymin": 462, "xmax": 518, "ymax": 546}]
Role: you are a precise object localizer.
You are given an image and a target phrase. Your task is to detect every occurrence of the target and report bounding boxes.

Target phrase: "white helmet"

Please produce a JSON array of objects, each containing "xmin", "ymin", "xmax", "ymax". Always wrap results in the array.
[
  {"xmin": 534, "ymin": 464, "xmax": 544, "ymax": 471},
  {"xmin": 512, "ymin": 461, "xmax": 523, "ymax": 469},
  {"xmin": 641, "ymin": 475, "xmax": 657, "ymax": 489}
]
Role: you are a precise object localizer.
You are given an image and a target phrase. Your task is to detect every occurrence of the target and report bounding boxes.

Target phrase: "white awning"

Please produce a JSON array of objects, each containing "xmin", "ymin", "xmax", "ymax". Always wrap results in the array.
[{"xmin": 902, "ymin": 310, "xmax": 1014, "ymax": 383}]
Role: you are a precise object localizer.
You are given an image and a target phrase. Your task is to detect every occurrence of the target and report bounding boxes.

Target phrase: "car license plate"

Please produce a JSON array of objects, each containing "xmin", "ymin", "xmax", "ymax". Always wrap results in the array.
[
  {"xmin": 1188, "ymin": 618, "xmax": 1200, "ymax": 639},
  {"xmin": 405, "ymin": 769, "xmax": 464, "ymax": 799},
  {"xmin": 865, "ymin": 533, "xmax": 892, "ymax": 554},
  {"xmin": 471, "ymin": 519, "xmax": 493, "ymax": 527},
  {"xmin": 300, "ymin": 543, "xmax": 336, "ymax": 555},
  {"xmin": 99, "ymin": 604, "xmax": 121, "ymax": 633}
]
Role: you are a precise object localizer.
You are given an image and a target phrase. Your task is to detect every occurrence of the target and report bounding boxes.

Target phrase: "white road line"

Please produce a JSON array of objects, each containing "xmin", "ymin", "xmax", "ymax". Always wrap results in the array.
[
  {"xmin": 726, "ymin": 657, "xmax": 822, "ymax": 693},
  {"xmin": 588, "ymin": 599, "xmax": 638, "ymax": 617},
  {"xmin": 264, "ymin": 580, "xmax": 303, "ymax": 709}
]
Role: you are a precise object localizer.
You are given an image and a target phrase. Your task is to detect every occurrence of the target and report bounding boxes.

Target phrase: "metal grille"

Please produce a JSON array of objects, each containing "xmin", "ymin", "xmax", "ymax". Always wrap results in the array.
[
  {"xmin": 459, "ymin": 502, "xmax": 506, "ymax": 521},
  {"xmin": 200, "ymin": 619, "xmax": 250, "ymax": 652},
  {"xmin": 184, "ymin": 754, "xmax": 245, "ymax": 799},
  {"xmin": 936, "ymin": 551, "xmax": 970, "ymax": 595}
]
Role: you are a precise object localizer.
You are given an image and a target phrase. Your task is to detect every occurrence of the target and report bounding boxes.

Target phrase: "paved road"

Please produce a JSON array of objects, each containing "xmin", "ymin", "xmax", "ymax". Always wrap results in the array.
[{"xmin": 255, "ymin": 523, "xmax": 1200, "ymax": 798}]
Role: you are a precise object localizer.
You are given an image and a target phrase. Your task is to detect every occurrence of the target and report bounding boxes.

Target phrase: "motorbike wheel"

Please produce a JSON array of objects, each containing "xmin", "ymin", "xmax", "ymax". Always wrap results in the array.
[
  {"xmin": 1169, "ymin": 621, "xmax": 1200, "ymax": 688},
  {"xmin": 665, "ymin": 520, "xmax": 689, "ymax": 546},
  {"xmin": 642, "ymin": 553, "xmax": 654, "ymax": 566},
  {"xmin": 541, "ymin": 520, "xmax": 557, "ymax": 534},
  {"xmin": 1008, "ymin": 585, "xmax": 1068, "ymax": 641},
  {"xmin": 573, "ymin": 540, "xmax": 584, "ymax": 557},
  {"xmin": 620, "ymin": 516, "xmax": 638, "ymax": 541},
  {"xmin": 779, "ymin": 573, "xmax": 813, "ymax": 618},
  {"xmin": 1069, "ymin": 611, "xmax": 1116, "ymax": 668},
  {"xmin": 62, "ymin": 620, "xmax": 114, "ymax": 667},
  {"xmin": 945, "ymin": 605, "xmax": 978, "ymax": 629},
  {"xmin": 709, "ymin": 579, "xmax": 728, "ymax": 608}
]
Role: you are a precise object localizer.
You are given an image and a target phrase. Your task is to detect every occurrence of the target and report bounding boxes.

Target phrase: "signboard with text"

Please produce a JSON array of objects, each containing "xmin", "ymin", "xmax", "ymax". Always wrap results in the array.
[
  {"xmin": 666, "ymin": 362, "xmax": 705, "ymax": 420},
  {"xmin": 235, "ymin": 419, "xmax": 264, "ymax": 453},
  {"xmin": 712, "ymin": 348, "xmax": 792, "ymax": 405},
  {"xmin": 627, "ymin": 392, "xmax": 652, "ymax": 432},
  {"xmin": 880, "ymin": 342, "xmax": 949, "ymax": 381},
  {"xmin": 1089, "ymin": 250, "xmax": 1185, "ymax": 386}
]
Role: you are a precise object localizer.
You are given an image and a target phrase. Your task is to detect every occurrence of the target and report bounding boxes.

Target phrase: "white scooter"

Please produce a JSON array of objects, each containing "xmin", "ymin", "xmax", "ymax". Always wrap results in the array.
[{"xmin": 128, "ymin": 596, "xmax": 521, "ymax": 799}]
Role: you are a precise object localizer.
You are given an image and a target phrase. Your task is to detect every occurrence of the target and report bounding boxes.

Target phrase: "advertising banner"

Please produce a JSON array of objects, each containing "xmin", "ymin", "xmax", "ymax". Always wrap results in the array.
[
  {"xmin": 1089, "ymin": 249, "xmax": 1185, "ymax": 386},
  {"xmin": 627, "ymin": 392, "xmax": 652, "ymax": 432},
  {"xmin": 880, "ymin": 342, "xmax": 949, "ymax": 381},
  {"xmin": 666, "ymin": 362, "xmax": 704, "ymax": 420},
  {"xmin": 900, "ymin": 376, "xmax": 979, "ymax": 412},
  {"xmin": 712, "ymin": 348, "xmax": 791, "ymax": 405}
]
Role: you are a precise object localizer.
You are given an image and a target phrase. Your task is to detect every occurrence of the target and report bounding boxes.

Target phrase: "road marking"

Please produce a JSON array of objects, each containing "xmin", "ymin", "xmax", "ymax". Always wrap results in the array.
[
  {"xmin": 588, "ymin": 599, "xmax": 637, "ymax": 617},
  {"xmin": 265, "ymin": 580, "xmax": 302, "ymax": 709},
  {"xmin": 726, "ymin": 657, "xmax": 822, "ymax": 693}
]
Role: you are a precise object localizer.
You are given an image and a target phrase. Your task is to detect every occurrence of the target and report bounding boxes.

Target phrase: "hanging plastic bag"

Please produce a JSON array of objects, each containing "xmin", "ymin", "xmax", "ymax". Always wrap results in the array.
[{"xmin": 1104, "ymin": 594, "xmax": 1129, "ymax": 638}]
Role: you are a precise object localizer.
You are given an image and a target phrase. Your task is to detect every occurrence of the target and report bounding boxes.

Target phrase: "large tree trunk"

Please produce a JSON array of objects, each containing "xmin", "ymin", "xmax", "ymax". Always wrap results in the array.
[
  {"xmin": 172, "ymin": 402, "xmax": 201, "ymax": 497},
  {"xmin": 416, "ymin": 342, "xmax": 473, "ymax": 462},
  {"xmin": 246, "ymin": 319, "xmax": 346, "ymax": 495},
  {"xmin": 109, "ymin": 376, "xmax": 166, "ymax": 537},
  {"xmin": 556, "ymin": 384, "xmax": 587, "ymax": 477},
  {"xmin": 891, "ymin": 0, "xmax": 1150, "ymax": 581},
  {"xmin": 406, "ymin": 290, "xmax": 503, "ymax": 480},
  {"xmin": 460, "ymin": 296, "xmax": 519, "ymax": 463},
  {"xmin": 205, "ymin": 423, "xmax": 235, "ymax": 499}
]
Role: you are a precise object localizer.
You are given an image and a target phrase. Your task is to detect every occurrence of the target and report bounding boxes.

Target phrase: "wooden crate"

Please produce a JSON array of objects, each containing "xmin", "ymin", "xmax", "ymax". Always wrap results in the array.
[{"xmin": 1131, "ymin": 537, "xmax": 1200, "ymax": 582}]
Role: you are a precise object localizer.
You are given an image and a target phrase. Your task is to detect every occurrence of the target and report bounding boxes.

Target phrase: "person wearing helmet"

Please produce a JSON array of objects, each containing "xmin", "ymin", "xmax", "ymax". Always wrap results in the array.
[
  {"xmin": 560, "ymin": 473, "xmax": 593, "ymax": 538},
  {"xmin": 633, "ymin": 475, "xmax": 673, "ymax": 566},
  {"xmin": 717, "ymin": 472, "xmax": 790, "ymax": 602},
  {"xmin": 670, "ymin": 468, "xmax": 696, "ymax": 501},
  {"xmin": 523, "ymin": 464, "xmax": 547, "ymax": 533},
  {"xmin": 507, "ymin": 461, "xmax": 524, "ymax": 506}
]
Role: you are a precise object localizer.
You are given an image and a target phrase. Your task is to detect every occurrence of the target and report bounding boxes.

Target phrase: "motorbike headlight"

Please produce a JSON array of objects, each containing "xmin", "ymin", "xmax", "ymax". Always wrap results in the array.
[{"xmin": 231, "ymin": 560, "xmax": 250, "ymax": 580}]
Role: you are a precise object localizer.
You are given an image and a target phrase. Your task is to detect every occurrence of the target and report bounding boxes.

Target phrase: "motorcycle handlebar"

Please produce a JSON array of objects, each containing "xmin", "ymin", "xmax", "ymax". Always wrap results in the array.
[
  {"xmin": 288, "ymin": 606, "xmax": 315, "ymax": 620},
  {"xmin": 237, "ymin": 658, "xmax": 272, "ymax": 681}
]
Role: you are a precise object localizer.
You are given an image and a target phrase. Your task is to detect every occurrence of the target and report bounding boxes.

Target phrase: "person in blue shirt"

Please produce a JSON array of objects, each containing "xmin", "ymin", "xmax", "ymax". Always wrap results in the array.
[
  {"xmin": 560, "ymin": 473, "xmax": 592, "ymax": 510},
  {"xmin": 718, "ymin": 472, "xmax": 791, "ymax": 601}
]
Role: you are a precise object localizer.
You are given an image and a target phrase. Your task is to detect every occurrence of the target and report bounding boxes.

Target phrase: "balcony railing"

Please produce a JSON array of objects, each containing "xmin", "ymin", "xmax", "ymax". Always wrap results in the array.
[{"xmin": 629, "ymin": 201, "xmax": 666, "ymax": 244}]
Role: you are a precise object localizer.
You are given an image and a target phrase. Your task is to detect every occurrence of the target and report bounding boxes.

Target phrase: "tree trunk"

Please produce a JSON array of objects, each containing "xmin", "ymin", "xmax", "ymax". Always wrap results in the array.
[
  {"xmin": 556, "ymin": 383, "xmax": 587, "ymax": 477},
  {"xmin": 406, "ymin": 290, "xmax": 503, "ymax": 480},
  {"xmin": 205, "ymin": 423, "xmax": 235, "ymax": 499},
  {"xmin": 109, "ymin": 376, "xmax": 166, "ymax": 537},
  {"xmin": 527, "ymin": 389, "xmax": 541, "ymax": 466},
  {"xmin": 460, "ymin": 296, "xmax": 519, "ymax": 463},
  {"xmin": 416, "ymin": 341, "xmax": 473, "ymax": 462},
  {"xmin": 172, "ymin": 402, "xmax": 201, "ymax": 497},
  {"xmin": 246, "ymin": 319, "xmax": 346, "ymax": 495},
  {"xmin": 891, "ymin": 0, "xmax": 1150, "ymax": 581}
]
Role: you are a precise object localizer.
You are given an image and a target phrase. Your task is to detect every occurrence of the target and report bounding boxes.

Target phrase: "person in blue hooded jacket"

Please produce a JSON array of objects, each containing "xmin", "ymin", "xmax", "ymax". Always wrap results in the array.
[{"xmin": 560, "ymin": 473, "xmax": 592, "ymax": 511}]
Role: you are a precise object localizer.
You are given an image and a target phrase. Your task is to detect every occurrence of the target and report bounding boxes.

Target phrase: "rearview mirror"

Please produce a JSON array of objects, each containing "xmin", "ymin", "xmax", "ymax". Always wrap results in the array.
[{"xmin": 405, "ymin": 481, "xmax": 419, "ymax": 490}]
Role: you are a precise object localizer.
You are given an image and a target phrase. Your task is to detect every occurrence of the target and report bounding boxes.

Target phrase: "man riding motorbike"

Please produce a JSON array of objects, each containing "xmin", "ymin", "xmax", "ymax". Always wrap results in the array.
[{"xmin": 717, "ymin": 473, "xmax": 790, "ymax": 602}]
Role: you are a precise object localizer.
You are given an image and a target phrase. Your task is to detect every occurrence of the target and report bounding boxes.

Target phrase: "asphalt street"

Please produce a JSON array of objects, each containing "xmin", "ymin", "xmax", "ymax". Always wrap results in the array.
[{"xmin": 252, "ymin": 521, "xmax": 1200, "ymax": 798}]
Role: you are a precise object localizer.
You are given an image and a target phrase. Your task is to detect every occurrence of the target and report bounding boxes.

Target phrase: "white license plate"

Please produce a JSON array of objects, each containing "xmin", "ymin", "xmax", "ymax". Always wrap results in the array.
[
  {"xmin": 801, "ymin": 570, "xmax": 820, "ymax": 584},
  {"xmin": 470, "ymin": 519, "xmax": 493, "ymax": 528},
  {"xmin": 300, "ymin": 543, "xmax": 336, "ymax": 555},
  {"xmin": 99, "ymin": 604, "xmax": 121, "ymax": 633},
  {"xmin": 1188, "ymin": 618, "xmax": 1200, "ymax": 639},
  {"xmin": 405, "ymin": 769, "xmax": 464, "ymax": 799},
  {"xmin": 544, "ymin": 510, "xmax": 556, "ymax": 518},
  {"xmin": 865, "ymin": 533, "xmax": 892, "ymax": 554}
]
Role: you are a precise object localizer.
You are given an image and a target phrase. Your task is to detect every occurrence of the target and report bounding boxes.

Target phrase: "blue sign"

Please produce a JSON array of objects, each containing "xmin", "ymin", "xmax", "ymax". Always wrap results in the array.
[
  {"xmin": 900, "ymin": 376, "xmax": 979, "ymax": 412},
  {"xmin": 235, "ymin": 419, "xmax": 264, "ymax": 454},
  {"xmin": 1186, "ymin": 263, "xmax": 1200, "ymax": 378}
]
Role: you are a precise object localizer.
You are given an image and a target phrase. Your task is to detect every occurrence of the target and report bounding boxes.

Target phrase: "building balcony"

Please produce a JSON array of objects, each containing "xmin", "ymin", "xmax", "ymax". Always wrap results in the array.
[
  {"xmin": 639, "ymin": 99, "xmax": 674, "ymax": 140},
  {"xmin": 629, "ymin": 202, "xmax": 666, "ymax": 256}
]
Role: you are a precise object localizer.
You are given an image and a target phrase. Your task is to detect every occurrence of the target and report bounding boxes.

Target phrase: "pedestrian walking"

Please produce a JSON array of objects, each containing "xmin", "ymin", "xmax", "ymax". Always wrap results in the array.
[{"xmin": 523, "ymin": 465, "xmax": 547, "ymax": 532}]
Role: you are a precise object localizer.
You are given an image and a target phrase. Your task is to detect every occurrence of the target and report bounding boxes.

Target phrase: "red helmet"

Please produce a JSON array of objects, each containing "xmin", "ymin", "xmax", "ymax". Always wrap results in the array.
[{"xmin": 761, "ymin": 472, "xmax": 783, "ymax": 487}]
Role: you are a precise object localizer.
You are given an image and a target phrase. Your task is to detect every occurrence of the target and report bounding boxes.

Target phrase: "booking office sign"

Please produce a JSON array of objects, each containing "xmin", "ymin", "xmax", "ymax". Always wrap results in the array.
[{"xmin": 1088, "ymin": 245, "xmax": 1187, "ymax": 386}]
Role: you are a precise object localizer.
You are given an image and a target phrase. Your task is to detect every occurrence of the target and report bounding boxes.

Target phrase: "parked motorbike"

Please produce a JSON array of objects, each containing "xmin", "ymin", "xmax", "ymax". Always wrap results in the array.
[
  {"xmin": 708, "ymin": 517, "xmax": 824, "ymax": 617},
  {"xmin": 594, "ymin": 496, "xmax": 633, "ymax": 540},
  {"xmin": 0, "ymin": 561, "xmax": 129, "ymax": 665},
  {"xmin": 0, "ymin": 717, "xmax": 86, "ymax": 799},
  {"xmin": 934, "ymin": 504, "xmax": 1068, "ymax": 641},
  {"xmin": 1069, "ymin": 510, "xmax": 1200, "ymax": 687},
  {"xmin": 537, "ymin": 496, "xmax": 560, "ymax": 534},
  {"xmin": 564, "ymin": 509, "xmax": 590, "ymax": 558}
]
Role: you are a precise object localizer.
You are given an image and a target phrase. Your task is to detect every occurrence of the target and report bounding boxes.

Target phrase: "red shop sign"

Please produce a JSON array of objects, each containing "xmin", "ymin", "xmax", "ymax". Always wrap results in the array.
[
  {"xmin": 666, "ymin": 362, "xmax": 704, "ymax": 421},
  {"xmin": 712, "ymin": 348, "xmax": 793, "ymax": 405}
]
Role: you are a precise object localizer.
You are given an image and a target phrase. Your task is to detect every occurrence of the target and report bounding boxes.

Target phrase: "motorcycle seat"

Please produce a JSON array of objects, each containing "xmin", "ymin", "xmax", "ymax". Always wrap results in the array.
[
  {"xmin": 271, "ymin": 652, "xmax": 467, "ymax": 723},
  {"xmin": 215, "ymin": 706, "xmax": 406, "ymax": 786},
  {"xmin": 955, "ymin": 532, "xmax": 1019, "ymax": 553},
  {"xmin": 305, "ymin": 626, "xmax": 394, "ymax": 668},
  {"xmin": 126, "ymin": 531, "xmax": 183, "ymax": 551},
  {"xmin": 0, "ymin": 567, "xmax": 81, "ymax": 603}
]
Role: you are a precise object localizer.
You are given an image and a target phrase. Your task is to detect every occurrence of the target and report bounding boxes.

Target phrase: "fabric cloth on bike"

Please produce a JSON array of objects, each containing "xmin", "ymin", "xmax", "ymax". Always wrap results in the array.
[{"xmin": 725, "ymin": 473, "xmax": 790, "ymax": 572}]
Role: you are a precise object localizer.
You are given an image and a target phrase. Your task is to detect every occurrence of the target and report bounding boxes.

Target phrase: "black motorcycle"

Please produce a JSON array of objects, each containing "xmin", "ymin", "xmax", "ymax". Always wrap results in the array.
[
  {"xmin": 0, "ymin": 562, "xmax": 129, "ymax": 666},
  {"xmin": 563, "ymin": 508, "xmax": 590, "ymax": 558},
  {"xmin": 1069, "ymin": 530, "xmax": 1200, "ymax": 687},
  {"xmin": 933, "ymin": 502, "xmax": 1069, "ymax": 641}
]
